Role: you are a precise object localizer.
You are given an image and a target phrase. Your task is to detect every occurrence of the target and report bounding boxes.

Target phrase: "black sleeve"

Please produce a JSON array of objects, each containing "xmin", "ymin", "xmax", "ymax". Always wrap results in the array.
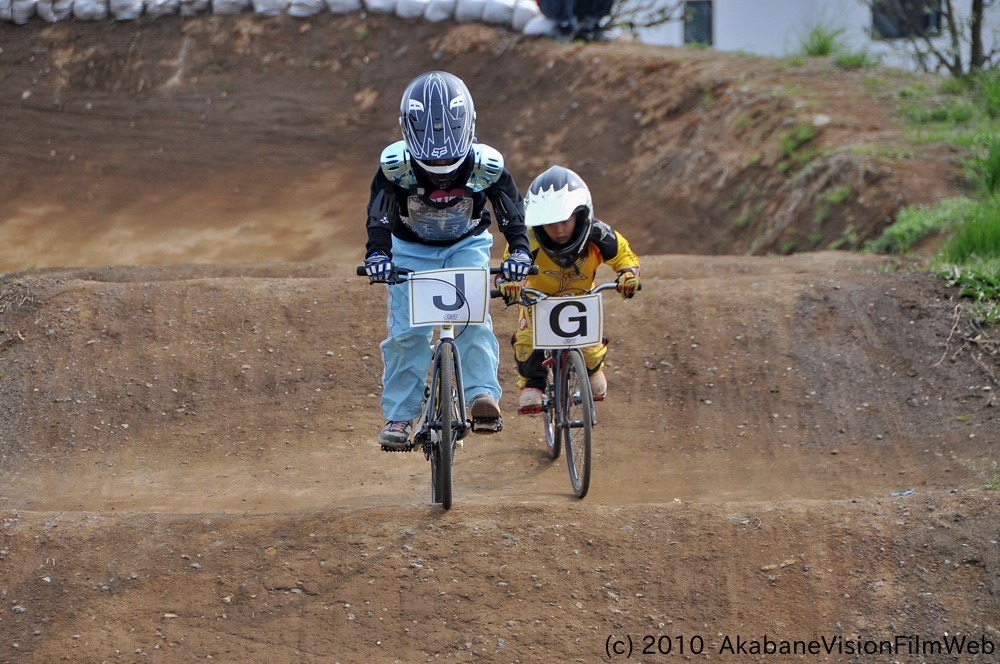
[
  {"xmin": 591, "ymin": 220, "xmax": 620, "ymax": 261},
  {"xmin": 364, "ymin": 169, "xmax": 400, "ymax": 258},
  {"xmin": 489, "ymin": 169, "xmax": 531, "ymax": 256}
]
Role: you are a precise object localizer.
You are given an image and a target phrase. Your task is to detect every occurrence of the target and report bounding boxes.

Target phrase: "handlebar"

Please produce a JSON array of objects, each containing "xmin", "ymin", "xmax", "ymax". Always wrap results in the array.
[
  {"xmin": 492, "ymin": 281, "xmax": 642, "ymax": 304},
  {"xmin": 356, "ymin": 265, "xmax": 539, "ymax": 284},
  {"xmin": 355, "ymin": 265, "xmax": 413, "ymax": 281}
]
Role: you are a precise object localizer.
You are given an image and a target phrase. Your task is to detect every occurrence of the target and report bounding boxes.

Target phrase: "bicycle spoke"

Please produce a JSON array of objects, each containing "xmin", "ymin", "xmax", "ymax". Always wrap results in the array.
[{"xmin": 562, "ymin": 351, "xmax": 592, "ymax": 499}]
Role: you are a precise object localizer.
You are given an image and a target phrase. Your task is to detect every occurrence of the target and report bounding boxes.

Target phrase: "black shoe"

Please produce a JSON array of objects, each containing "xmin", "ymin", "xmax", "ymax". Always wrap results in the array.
[
  {"xmin": 378, "ymin": 420, "xmax": 412, "ymax": 451},
  {"xmin": 553, "ymin": 21, "xmax": 574, "ymax": 42},
  {"xmin": 589, "ymin": 27, "xmax": 611, "ymax": 42},
  {"xmin": 470, "ymin": 394, "xmax": 503, "ymax": 434}
]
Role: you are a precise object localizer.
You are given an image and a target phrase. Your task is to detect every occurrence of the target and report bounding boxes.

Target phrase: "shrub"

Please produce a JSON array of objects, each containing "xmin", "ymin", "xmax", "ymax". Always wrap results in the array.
[
  {"xmin": 938, "ymin": 201, "xmax": 1000, "ymax": 265},
  {"xmin": 867, "ymin": 197, "xmax": 979, "ymax": 254},
  {"xmin": 966, "ymin": 137, "xmax": 1000, "ymax": 198},
  {"xmin": 798, "ymin": 25, "xmax": 845, "ymax": 57},
  {"xmin": 836, "ymin": 50, "xmax": 881, "ymax": 70}
]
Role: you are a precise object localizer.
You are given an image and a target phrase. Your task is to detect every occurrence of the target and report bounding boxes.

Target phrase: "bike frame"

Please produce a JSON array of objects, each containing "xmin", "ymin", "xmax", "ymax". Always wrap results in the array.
[
  {"xmin": 516, "ymin": 282, "xmax": 622, "ymax": 499},
  {"xmin": 412, "ymin": 324, "xmax": 469, "ymax": 455},
  {"xmin": 361, "ymin": 264, "xmax": 521, "ymax": 510}
]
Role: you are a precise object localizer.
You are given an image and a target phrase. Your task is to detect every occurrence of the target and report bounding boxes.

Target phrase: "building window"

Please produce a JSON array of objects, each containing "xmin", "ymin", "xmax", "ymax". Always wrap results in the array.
[
  {"xmin": 872, "ymin": 0, "xmax": 942, "ymax": 39},
  {"xmin": 684, "ymin": 1, "xmax": 712, "ymax": 46}
]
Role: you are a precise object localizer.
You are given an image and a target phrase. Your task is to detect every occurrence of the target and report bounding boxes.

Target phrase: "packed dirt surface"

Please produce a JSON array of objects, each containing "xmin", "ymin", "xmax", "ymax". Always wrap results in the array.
[{"xmin": 1, "ymin": 13, "xmax": 998, "ymax": 664}]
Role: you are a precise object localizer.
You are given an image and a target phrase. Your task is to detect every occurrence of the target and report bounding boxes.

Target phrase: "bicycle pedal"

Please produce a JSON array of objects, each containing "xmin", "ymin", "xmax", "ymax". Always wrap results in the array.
[
  {"xmin": 471, "ymin": 417, "xmax": 503, "ymax": 434},
  {"xmin": 380, "ymin": 443, "xmax": 414, "ymax": 453}
]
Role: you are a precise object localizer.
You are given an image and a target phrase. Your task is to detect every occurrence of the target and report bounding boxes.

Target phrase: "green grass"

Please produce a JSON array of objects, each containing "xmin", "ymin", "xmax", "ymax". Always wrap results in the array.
[
  {"xmin": 828, "ymin": 224, "xmax": 861, "ymax": 250},
  {"xmin": 933, "ymin": 201, "xmax": 1000, "ymax": 324},
  {"xmin": 900, "ymin": 72, "xmax": 1000, "ymax": 148},
  {"xmin": 902, "ymin": 101, "xmax": 976, "ymax": 124},
  {"xmin": 938, "ymin": 202, "xmax": 1000, "ymax": 265},
  {"xmin": 822, "ymin": 184, "xmax": 853, "ymax": 205},
  {"xmin": 971, "ymin": 68, "xmax": 1000, "ymax": 118},
  {"xmin": 866, "ymin": 197, "xmax": 979, "ymax": 254},
  {"xmin": 735, "ymin": 202, "xmax": 765, "ymax": 228},
  {"xmin": 780, "ymin": 124, "xmax": 818, "ymax": 156},
  {"xmin": 835, "ymin": 50, "xmax": 881, "ymax": 70},
  {"xmin": 798, "ymin": 25, "xmax": 844, "ymax": 57},
  {"xmin": 966, "ymin": 137, "xmax": 1000, "ymax": 198}
]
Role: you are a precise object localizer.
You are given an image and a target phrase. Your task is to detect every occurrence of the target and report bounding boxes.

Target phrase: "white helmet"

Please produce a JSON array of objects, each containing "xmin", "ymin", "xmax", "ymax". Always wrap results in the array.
[{"xmin": 524, "ymin": 165, "xmax": 594, "ymax": 267}]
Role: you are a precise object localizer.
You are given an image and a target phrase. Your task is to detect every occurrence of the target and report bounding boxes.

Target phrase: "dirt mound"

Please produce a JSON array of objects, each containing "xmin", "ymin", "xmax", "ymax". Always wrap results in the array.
[
  {"xmin": 0, "ymin": 14, "xmax": 998, "ymax": 663},
  {"xmin": 0, "ymin": 13, "xmax": 965, "ymax": 272},
  {"xmin": 1, "ymin": 253, "xmax": 998, "ymax": 661}
]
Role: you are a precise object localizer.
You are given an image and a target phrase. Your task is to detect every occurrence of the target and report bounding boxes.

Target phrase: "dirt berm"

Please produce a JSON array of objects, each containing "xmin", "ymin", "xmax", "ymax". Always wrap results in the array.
[{"xmin": 0, "ymin": 13, "xmax": 998, "ymax": 664}]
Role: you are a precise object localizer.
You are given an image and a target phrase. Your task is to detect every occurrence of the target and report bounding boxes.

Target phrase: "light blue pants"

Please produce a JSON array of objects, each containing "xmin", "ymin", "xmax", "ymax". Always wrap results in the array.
[{"xmin": 379, "ymin": 232, "xmax": 502, "ymax": 422}]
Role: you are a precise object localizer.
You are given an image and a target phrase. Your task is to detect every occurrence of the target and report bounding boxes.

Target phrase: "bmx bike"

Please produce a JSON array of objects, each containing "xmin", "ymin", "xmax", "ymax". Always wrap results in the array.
[
  {"xmin": 359, "ymin": 265, "xmax": 533, "ymax": 510},
  {"xmin": 508, "ymin": 281, "xmax": 634, "ymax": 499}
]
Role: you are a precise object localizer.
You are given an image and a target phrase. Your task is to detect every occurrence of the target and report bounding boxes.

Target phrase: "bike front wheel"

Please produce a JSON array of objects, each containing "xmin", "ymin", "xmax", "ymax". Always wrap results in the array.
[
  {"xmin": 543, "ymin": 362, "xmax": 560, "ymax": 460},
  {"xmin": 560, "ymin": 349, "xmax": 593, "ymax": 499},
  {"xmin": 430, "ymin": 340, "xmax": 458, "ymax": 510}
]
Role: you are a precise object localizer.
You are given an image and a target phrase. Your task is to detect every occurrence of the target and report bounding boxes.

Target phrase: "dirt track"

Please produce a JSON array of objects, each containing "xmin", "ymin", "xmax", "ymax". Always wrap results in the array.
[{"xmin": 1, "ymin": 13, "xmax": 998, "ymax": 664}]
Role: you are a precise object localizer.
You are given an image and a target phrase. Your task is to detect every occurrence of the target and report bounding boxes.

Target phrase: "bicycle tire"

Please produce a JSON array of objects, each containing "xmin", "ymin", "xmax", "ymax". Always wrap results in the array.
[
  {"xmin": 543, "ymin": 360, "xmax": 560, "ymax": 460},
  {"xmin": 430, "ymin": 341, "xmax": 457, "ymax": 510},
  {"xmin": 561, "ymin": 349, "xmax": 593, "ymax": 499}
]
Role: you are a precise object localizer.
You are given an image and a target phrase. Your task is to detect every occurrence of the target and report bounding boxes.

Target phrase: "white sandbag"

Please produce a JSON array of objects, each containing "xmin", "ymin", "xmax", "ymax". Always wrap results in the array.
[
  {"xmin": 394, "ymin": 0, "xmax": 425, "ymax": 19},
  {"xmin": 422, "ymin": 0, "xmax": 451, "ymax": 21},
  {"xmin": 252, "ymin": 0, "xmax": 287, "ymax": 15},
  {"xmin": 72, "ymin": 0, "xmax": 109, "ymax": 18},
  {"xmin": 363, "ymin": 0, "xmax": 394, "ymax": 12},
  {"xmin": 37, "ymin": 0, "xmax": 73, "ymax": 21},
  {"xmin": 325, "ymin": 0, "xmax": 359, "ymax": 12},
  {"xmin": 145, "ymin": 0, "xmax": 179, "ymax": 15},
  {"xmin": 11, "ymin": 0, "xmax": 36, "ymax": 22},
  {"xmin": 179, "ymin": 0, "xmax": 210, "ymax": 15},
  {"xmin": 523, "ymin": 13, "xmax": 555, "ymax": 36},
  {"xmin": 212, "ymin": 0, "xmax": 249, "ymax": 13},
  {"xmin": 288, "ymin": 0, "xmax": 323, "ymax": 15},
  {"xmin": 511, "ymin": 0, "xmax": 539, "ymax": 31},
  {"xmin": 0, "ymin": 0, "xmax": 12, "ymax": 22},
  {"xmin": 110, "ymin": 0, "xmax": 143, "ymax": 18},
  {"xmin": 481, "ymin": 0, "xmax": 513, "ymax": 24},
  {"xmin": 453, "ymin": 0, "xmax": 484, "ymax": 22}
]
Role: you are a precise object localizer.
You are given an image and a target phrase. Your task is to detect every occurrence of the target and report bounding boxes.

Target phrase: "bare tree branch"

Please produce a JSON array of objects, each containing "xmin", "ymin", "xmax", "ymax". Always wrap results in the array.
[{"xmin": 861, "ymin": 0, "xmax": 996, "ymax": 75}]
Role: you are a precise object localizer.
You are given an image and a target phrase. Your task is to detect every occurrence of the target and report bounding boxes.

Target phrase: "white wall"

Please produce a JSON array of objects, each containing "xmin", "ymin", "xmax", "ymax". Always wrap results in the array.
[{"xmin": 620, "ymin": 0, "xmax": 1000, "ymax": 73}]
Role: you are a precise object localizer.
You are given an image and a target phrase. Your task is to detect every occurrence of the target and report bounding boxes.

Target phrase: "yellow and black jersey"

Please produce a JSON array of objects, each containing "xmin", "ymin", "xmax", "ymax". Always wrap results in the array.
[{"xmin": 506, "ymin": 220, "xmax": 640, "ymax": 295}]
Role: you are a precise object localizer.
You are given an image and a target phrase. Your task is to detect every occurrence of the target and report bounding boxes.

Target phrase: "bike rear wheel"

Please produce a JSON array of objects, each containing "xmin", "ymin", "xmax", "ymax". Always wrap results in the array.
[
  {"xmin": 560, "ymin": 349, "xmax": 593, "ymax": 499},
  {"xmin": 543, "ymin": 362, "xmax": 560, "ymax": 460},
  {"xmin": 430, "ymin": 341, "xmax": 458, "ymax": 510}
]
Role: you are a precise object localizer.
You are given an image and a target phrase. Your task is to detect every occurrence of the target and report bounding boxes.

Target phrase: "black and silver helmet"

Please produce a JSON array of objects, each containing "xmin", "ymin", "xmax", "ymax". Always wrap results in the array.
[
  {"xmin": 399, "ymin": 71, "xmax": 476, "ymax": 189},
  {"xmin": 525, "ymin": 165, "xmax": 594, "ymax": 268}
]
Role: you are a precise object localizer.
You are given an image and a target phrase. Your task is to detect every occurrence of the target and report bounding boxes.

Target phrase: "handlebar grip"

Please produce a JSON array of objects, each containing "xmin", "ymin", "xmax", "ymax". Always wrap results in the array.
[
  {"xmin": 356, "ymin": 265, "xmax": 413, "ymax": 277},
  {"xmin": 488, "ymin": 266, "xmax": 539, "ymax": 276}
]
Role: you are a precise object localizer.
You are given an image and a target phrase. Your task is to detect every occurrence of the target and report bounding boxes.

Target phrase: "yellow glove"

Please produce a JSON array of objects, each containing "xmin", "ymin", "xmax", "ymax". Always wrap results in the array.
[
  {"xmin": 616, "ymin": 268, "xmax": 640, "ymax": 299},
  {"xmin": 497, "ymin": 280, "xmax": 523, "ymax": 307}
]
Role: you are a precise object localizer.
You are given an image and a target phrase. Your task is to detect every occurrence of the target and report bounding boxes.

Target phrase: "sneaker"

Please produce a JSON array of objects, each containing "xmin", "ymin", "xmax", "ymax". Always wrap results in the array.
[
  {"xmin": 553, "ymin": 21, "xmax": 574, "ymax": 42},
  {"xmin": 589, "ymin": 370, "xmax": 607, "ymax": 401},
  {"xmin": 470, "ymin": 393, "xmax": 503, "ymax": 433},
  {"xmin": 589, "ymin": 27, "xmax": 612, "ymax": 42},
  {"xmin": 378, "ymin": 420, "xmax": 412, "ymax": 450},
  {"xmin": 517, "ymin": 387, "xmax": 544, "ymax": 415}
]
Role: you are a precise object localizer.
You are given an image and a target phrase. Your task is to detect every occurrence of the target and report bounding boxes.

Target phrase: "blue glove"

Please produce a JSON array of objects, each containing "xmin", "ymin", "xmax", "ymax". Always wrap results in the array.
[
  {"xmin": 501, "ymin": 250, "xmax": 533, "ymax": 282},
  {"xmin": 364, "ymin": 252, "xmax": 394, "ymax": 283}
]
